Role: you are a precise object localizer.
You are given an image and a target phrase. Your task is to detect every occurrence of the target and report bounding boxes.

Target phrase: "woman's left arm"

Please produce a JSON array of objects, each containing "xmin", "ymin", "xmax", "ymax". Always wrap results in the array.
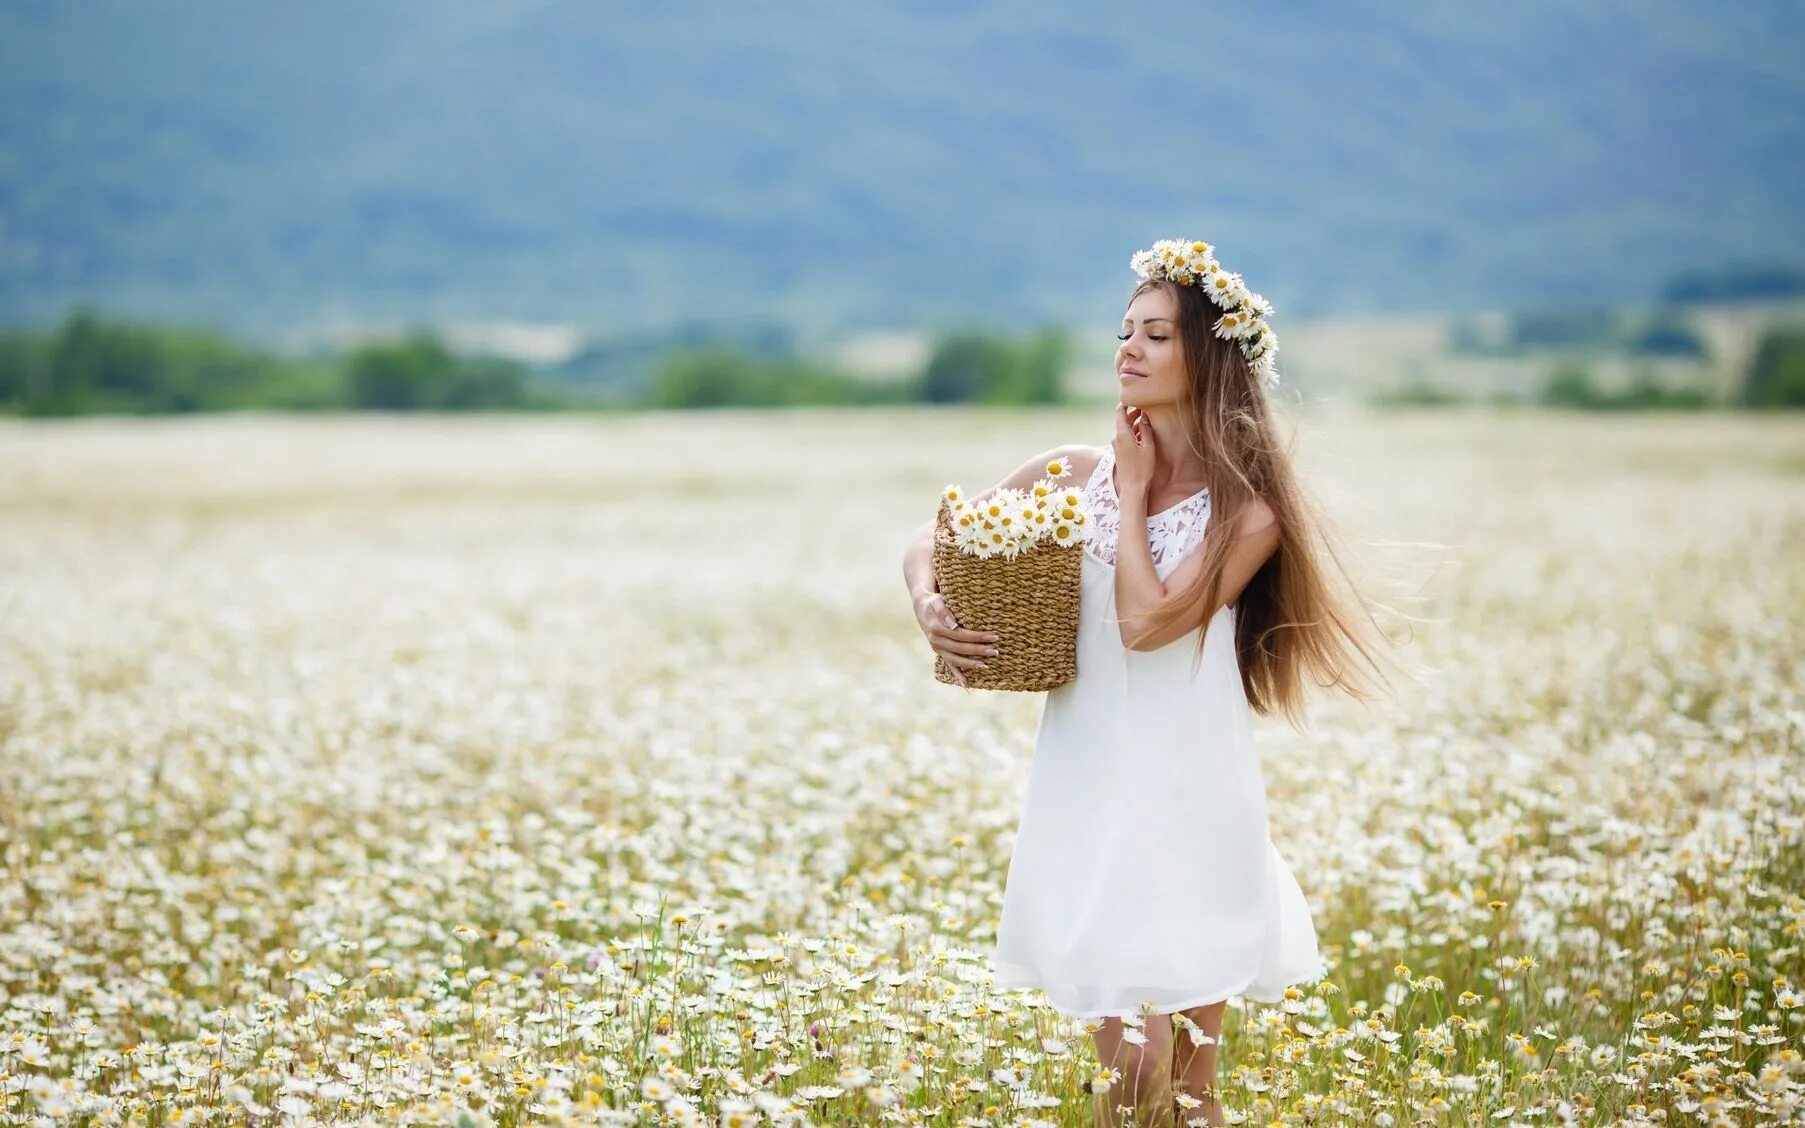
[{"xmin": 1116, "ymin": 500, "xmax": 1280, "ymax": 651}]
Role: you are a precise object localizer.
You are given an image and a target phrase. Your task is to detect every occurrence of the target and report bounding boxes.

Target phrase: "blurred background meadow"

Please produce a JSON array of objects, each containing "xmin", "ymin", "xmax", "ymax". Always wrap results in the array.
[{"xmin": 2, "ymin": 3, "xmax": 1804, "ymax": 1126}]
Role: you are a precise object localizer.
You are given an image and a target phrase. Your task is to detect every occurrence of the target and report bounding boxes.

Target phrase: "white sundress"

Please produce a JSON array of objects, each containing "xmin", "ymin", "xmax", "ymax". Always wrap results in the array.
[{"xmin": 990, "ymin": 444, "xmax": 1326, "ymax": 1021}]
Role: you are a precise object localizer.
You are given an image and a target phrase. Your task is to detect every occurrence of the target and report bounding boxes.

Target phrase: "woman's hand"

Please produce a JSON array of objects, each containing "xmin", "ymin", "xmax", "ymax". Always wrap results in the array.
[
  {"xmin": 1113, "ymin": 402, "xmax": 1156, "ymax": 500},
  {"xmin": 914, "ymin": 591, "xmax": 999, "ymax": 690}
]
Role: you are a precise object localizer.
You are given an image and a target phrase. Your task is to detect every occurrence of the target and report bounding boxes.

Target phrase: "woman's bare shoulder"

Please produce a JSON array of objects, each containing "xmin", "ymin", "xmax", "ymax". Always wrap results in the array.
[
  {"xmin": 1236, "ymin": 494, "xmax": 1280, "ymax": 538},
  {"xmin": 1067, "ymin": 442, "xmax": 1108, "ymax": 479},
  {"xmin": 1039, "ymin": 441, "xmax": 1107, "ymax": 487}
]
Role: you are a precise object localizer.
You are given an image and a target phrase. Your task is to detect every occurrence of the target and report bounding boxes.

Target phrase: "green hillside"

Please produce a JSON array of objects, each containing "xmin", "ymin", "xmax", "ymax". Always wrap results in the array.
[{"xmin": 1, "ymin": 3, "xmax": 1802, "ymax": 345}]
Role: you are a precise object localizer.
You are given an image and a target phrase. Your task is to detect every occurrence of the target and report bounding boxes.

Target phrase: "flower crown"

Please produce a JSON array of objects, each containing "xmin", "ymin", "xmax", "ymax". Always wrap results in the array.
[{"xmin": 1129, "ymin": 238, "xmax": 1281, "ymax": 391}]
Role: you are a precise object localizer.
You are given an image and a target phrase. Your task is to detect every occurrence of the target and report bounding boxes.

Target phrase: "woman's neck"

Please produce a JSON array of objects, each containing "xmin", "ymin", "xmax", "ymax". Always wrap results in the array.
[{"xmin": 1130, "ymin": 408, "xmax": 1210, "ymax": 489}]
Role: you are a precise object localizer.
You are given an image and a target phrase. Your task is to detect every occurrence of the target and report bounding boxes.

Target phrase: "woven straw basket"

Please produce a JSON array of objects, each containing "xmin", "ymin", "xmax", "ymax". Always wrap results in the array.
[{"xmin": 930, "ymin": 497, "xmax": 1082, "ymax": 691}]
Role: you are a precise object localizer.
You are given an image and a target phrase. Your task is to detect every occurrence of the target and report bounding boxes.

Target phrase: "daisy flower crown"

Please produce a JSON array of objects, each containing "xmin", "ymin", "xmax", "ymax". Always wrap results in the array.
[{"xmin": 1130, "ymin": 238, "xmax": 1281, "ymax": 391}]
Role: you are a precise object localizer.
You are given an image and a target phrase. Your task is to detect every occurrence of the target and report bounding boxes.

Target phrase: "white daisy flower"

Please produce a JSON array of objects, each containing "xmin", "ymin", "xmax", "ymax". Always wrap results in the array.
[
  {"xmin": 897, "ymin": 1058, "xmax": 926, "ymax": 1088},
  {"xmin": 719, "ymin": 1098, "xmax": 758, "ymax": 1127},
  {"xmin": 837, "ymin": 1065, "xmax": 873, "ymax": 1087},
  {"xmin": 1205, "ymin": 269, "xmax": 1247, "ymax": 307}
]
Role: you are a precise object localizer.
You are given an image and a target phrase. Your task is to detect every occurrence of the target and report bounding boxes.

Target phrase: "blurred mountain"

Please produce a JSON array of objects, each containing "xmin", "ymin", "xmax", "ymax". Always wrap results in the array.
[{"xmin": 1, "ymin": 1, "xmax": 1802, "ymax": 346}]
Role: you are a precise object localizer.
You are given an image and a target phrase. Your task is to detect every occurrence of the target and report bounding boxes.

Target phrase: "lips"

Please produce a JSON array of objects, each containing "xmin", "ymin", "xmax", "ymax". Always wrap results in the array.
[{"xmin": 1119, "ymin": 369, "xmax": 1147, "ymax": 378}]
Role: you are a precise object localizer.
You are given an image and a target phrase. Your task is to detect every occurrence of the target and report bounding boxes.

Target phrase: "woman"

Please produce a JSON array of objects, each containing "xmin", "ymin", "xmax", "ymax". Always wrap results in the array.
[{"xmin": 901, "ymin": 239, "xmax": 1403, "ymax": 1126}]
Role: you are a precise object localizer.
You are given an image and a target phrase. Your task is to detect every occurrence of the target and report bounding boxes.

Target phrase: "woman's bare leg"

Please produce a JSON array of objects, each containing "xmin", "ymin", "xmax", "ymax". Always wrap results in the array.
[
  {"xmin": 1169, "ymin": 1000, "xmax": 1228, "ymax": 1126},
  {"xmin": 1089, "ymin": 1014, "xmax": 1178, "ymax": 1126}
]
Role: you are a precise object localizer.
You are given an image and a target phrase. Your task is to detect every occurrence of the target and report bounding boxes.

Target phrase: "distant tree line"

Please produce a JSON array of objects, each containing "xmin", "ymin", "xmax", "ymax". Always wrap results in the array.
[
  {"xmin": 341, "ymin": 336, "xmax": 545, "ymax": 410},
  {"xmin": 1534, "ymin": 364, "xmax": 1713, "ymax": 411},
  {"xmin": 1740, "ymin": 329, "xmax": 1805, "ymax": 408},
  {"xmin": 0, "ymin": 309, "xmax": 1075, "ymax": 414},
  {"xmin": 1450, "ymin": 306, "xmax": 1711, "ymax": 358},
  {"xmin": 642, "ymin": 348, "xmax": 901, "ymax": 408},
  {"xmin": 640, "ymin": 326, "xmax": 1068, "ymax": 408},
  {"xmin": 0, "ymin": 307, "xmax": 559, "ymax": 415},
  {"xmin": 1529, "ymin": 327, "xmax": 1805, "ymax": 410},
  {"xmin": 4, "ymin": 306, "xmax": 1802, "ymax": 416}
]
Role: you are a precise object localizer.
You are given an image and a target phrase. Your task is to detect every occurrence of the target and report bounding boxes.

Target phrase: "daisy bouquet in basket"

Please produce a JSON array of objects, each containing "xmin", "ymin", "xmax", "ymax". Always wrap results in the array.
[{"xmin": 931, "ymin": 456, "xmax": 1095, "ymax": 692}]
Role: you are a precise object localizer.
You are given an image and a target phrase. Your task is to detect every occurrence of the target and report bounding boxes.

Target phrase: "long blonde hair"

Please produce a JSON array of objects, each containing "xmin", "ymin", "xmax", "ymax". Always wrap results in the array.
[{"xmin": 1119, "ymin": 277, "xmax": 1417, "ymax": 732}]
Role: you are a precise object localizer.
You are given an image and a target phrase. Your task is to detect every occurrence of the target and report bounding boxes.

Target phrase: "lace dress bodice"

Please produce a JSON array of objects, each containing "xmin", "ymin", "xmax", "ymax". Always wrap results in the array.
[{"xmin": 1081, "ymin": 445, "xmax": 1212, "ymax": 575}]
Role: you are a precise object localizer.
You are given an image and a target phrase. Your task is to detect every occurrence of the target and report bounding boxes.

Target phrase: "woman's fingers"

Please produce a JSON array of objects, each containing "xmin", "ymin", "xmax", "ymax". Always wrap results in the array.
[
  {"xmin": 931, "ymin": 622, "xmax": 997, "ymax": 643},
  {"xmin": 1117, "ymin": 403, "xmax": 1146, "ymax": 446},
  {"xmin": 935, "ymin": 636, "xmax": 997, "ymax": 658},
  {"xmin": 933, "ymin": 624, "xmax": 998, "ymax": 649},
  {"xmin": 940, "ymin": 625, "xmax": 996, "ymax": 643},
  {"xmin": 938, "ymin": 649, "xmax": 989, "ymax": 669},
  {"xmin": 925, "ymin": 601, "xmax": 995, "ymax": 683}
]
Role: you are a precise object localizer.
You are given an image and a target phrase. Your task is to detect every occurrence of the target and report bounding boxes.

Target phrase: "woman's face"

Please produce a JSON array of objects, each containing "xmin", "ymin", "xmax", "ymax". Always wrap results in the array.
[{"xmin": 1115, "ymin": 286, "xmax": 1185, "ymax": 406}]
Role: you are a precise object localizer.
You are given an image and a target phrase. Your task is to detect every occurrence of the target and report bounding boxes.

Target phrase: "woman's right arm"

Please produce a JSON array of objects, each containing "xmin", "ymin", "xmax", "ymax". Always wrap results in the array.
[{"xmin": 902, "ymin": 515, "xmax": 941, "ymax": 605}]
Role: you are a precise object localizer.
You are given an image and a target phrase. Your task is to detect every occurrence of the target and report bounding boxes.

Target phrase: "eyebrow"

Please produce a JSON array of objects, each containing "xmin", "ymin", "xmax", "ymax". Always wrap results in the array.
[{"xmin": 1122, "ymin": 317, "xmax": 1172, "ymax": 324}]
